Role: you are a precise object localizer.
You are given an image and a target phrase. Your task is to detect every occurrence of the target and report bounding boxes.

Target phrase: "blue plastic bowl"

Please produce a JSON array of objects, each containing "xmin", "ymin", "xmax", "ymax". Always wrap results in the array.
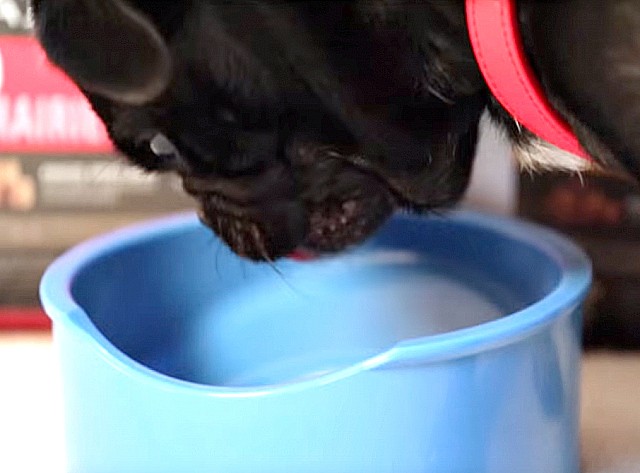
[{"xmin": 40, "ymin": 211, "xmax": 591, "ymax": 473}]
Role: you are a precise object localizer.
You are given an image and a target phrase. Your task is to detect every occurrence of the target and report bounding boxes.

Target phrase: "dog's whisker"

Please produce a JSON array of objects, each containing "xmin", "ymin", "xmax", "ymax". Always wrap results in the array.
[
  {"xmin": 427, "ymin": 84, "xmax": 455, "ymax": 105},
  {"xmin": 249, "ymin": 223, "xmax": 299, "ymax": 291},
  {"xmin": 249, "ymin": 223, "xmax": 284, "ymax": 276},
  {"xmin": 240, "ymin": 256, "xmax": 247, "ymax": 280},
  {"xmin": 212, "ymin": 235, "xmax": 222, "ymax": 279},
  {"xmin": 514, "ymin": 119, "xmax": 523, "ymax": 134},
  {"xmin": 250, "ymin": 224, "xmax": 268, "ymax": 258}
]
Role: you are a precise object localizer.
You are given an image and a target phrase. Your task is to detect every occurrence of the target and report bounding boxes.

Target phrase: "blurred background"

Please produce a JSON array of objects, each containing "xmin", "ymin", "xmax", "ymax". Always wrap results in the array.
[
  {"xmin": 0, "ymin": 3, "xmax": 193, "ymax": 332},
  {"xmin": 0, "ymin": 0, "xmax": 637, "ymax": 351},
  {"xmin": 0, "ymin": 1, "xmax": 638, "ymax": 472}
]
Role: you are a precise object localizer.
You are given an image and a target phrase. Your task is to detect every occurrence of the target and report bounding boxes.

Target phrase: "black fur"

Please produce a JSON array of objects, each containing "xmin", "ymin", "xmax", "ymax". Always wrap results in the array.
[
  {"xmin": 31, "ymin": 0, "xmax": 487, "ymax": 260},
  {"xmin": 29, "ymin": 0, "xmax": 640, "ymax": 260}
]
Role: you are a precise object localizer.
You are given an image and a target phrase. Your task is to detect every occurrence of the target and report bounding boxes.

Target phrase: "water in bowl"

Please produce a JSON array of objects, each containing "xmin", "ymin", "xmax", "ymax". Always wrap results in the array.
[{"xmin": 179, "ymin": 250, "xmax": 507, "ymax": 387}]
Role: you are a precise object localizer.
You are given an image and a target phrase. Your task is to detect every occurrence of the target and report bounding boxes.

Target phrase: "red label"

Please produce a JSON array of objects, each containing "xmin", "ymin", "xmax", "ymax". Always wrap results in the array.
[
  {"xmin": 0, "ymin": 36, "xmax": 114, "ymax": 153},
  {"xmin": 0, "ymin": 307, "xmax": 51, "ymax": 331}
]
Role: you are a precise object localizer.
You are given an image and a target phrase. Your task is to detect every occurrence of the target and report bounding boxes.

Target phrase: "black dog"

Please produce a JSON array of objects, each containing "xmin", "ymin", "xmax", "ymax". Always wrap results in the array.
[{"xmin": 29, "ymin": 0, "xmax": 640, "ymax": 261}]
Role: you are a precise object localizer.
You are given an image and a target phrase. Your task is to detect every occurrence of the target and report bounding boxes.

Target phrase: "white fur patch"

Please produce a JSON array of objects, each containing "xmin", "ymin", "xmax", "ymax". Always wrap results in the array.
[{"xmin": 513, "ymin": 136, "xmax": 595, "ymax": 173}]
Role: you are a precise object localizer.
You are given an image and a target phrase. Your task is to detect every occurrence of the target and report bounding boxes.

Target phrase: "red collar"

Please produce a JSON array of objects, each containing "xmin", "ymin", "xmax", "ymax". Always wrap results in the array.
[{"xmin": 466, "ymin": 0, "xmax": 590, "ymax": 160}]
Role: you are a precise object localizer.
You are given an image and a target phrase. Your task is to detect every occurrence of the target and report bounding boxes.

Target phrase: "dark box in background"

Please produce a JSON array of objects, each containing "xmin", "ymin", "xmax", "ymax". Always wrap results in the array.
[
  {"xmin": 0, "ymin": 153, "xmax": 194, "ymax": 306},
  {"xmin": 519, "ymin": 170, "xmax": 640, "ymax": 348},
  {"xmin": 0, "ymin": 17, "xmax": 194, "ymax": 327}
]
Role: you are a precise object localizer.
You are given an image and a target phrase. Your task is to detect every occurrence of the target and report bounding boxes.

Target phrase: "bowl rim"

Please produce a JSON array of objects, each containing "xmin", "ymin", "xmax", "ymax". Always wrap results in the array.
[{"xmin": 39, "ymin": 210, "xmax": 591, "ymax": 395}]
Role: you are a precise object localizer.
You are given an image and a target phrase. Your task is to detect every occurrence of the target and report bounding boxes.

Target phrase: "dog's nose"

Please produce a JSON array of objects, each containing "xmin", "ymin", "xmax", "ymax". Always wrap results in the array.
[
  {"xmin": 182, "ymin": 162, "xmax": 310, "ymax": 260},
  {"xmin": 194, "ymin": 191, "xmax": 309, "ymax": 261}
]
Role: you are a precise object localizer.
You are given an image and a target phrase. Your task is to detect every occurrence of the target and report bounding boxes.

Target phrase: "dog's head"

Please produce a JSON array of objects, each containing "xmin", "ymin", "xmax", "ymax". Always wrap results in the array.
[
  {"xmin": 32, "ymin": 0, "xmax": 488, "ymax": 260},
  {"xmin": 33, "ymin": 0, "xmax": 640, "ymax": 260}
]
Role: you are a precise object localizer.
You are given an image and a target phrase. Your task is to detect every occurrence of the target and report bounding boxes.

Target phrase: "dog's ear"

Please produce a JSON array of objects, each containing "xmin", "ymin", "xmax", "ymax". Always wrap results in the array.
[{"xmin": 32, "ymin": 0, "xmax": 171, "ymax": 105}]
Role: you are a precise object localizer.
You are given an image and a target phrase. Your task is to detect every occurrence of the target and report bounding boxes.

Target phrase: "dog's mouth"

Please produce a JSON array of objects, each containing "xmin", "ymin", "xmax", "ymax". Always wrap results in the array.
[{"xmin": 182, "ymin": 148, "xmax": 397, "ymax": 261}]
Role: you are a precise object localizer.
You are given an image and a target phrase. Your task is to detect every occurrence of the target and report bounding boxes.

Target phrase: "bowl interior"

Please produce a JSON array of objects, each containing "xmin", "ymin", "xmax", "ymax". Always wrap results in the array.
[{"xmin": 69, "ymin": 214, "xmax": 563, "ymax": 387}]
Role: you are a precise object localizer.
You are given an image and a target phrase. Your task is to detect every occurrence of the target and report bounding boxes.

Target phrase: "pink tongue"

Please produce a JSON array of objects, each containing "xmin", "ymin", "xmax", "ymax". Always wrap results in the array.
[{"xmin": 287, "ymin": 249, "xmax": 317, "ymax": 261}]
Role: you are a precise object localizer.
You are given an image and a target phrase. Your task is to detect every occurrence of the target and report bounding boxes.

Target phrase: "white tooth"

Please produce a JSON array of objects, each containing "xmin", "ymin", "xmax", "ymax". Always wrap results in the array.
[{"xmin": 150, "ymin": 133, "xmax": 179, "ymax": 157}]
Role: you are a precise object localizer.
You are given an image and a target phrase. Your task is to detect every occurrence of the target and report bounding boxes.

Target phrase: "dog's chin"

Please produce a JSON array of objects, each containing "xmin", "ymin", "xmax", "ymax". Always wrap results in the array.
[
  {"xmin": 192, "ymin": 175, "xmax": 396, "ymax": 262},
  {"xmin": 301, "ymin": 183, "xmax": 396, "ymax": 254}
]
